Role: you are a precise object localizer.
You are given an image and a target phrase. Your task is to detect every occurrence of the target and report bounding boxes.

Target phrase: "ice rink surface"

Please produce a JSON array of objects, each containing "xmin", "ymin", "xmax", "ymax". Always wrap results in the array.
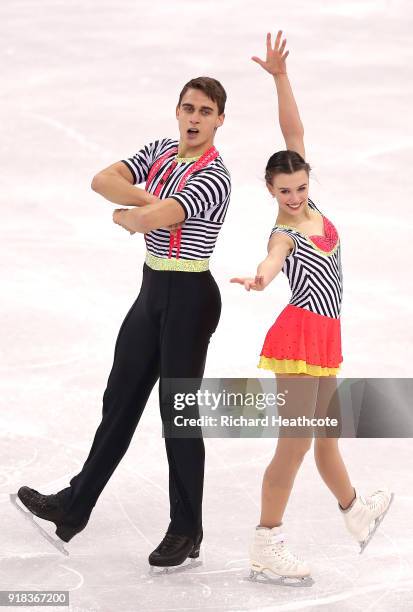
[{"xmin": 1, "ymin": 0, "xmax": 413, "ymax": 610}]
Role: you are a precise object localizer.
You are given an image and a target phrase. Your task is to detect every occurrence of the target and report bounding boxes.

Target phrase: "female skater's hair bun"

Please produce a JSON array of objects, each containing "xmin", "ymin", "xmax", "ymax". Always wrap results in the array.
[{"xmin": 265, "ymin": 150, "xmax": 311, "ymax": 184}]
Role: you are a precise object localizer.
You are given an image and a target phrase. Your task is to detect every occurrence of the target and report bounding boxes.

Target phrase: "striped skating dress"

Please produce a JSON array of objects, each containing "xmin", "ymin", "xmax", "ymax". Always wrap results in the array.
[{"xmin": 258, "ymin": 198, "xmax": 343, "ymax": 376}]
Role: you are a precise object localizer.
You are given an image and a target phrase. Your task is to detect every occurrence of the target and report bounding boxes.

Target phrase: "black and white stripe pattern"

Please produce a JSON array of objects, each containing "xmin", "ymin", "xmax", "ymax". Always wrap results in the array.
[
  {"xmin": 122, "ymin": 138, "xmax": 231, "ymax": 260},
  {"xmin": 270, "ymin": 199, "xmax": 343, "ymax": 319}
]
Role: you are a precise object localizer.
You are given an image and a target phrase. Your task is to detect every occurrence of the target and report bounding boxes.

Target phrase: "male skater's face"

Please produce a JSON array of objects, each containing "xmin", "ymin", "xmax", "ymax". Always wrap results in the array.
[{"xmin": 176, "ymin": 88, "xmax": 224, "ymax": 151}]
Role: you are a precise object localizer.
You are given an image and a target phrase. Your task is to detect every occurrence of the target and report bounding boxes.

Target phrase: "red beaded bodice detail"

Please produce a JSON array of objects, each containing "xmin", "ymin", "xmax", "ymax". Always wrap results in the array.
[{"xmin": 309, "ymin": 217, "xmax": 339, "ymax": 252}]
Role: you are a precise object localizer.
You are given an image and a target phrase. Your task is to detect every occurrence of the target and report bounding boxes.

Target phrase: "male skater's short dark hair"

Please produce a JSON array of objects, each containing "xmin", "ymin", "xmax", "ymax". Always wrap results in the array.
[{"xmin": 178, "ymin": 77, "xmax": 227, "ymax": 115}]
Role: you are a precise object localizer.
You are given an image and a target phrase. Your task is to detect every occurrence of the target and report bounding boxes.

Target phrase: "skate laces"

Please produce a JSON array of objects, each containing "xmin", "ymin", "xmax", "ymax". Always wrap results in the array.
[
  {"xmin": 28, "ymin": 490, "xmax": 59, "ymax": 510},
  {"xmin": 157, "ymin": 533, "xmax": 184, "ymax": 553},
  {"xmin": 263, "ymin": 534, "xmax": 304, "ymax": 569},
  {"xmin": 366, "ymin": 490, "xmax": 387, "ymax": 512}
]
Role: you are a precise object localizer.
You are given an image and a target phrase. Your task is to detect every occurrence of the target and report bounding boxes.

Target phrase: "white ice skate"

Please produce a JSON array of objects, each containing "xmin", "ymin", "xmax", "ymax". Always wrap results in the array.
[
  {"xmin": 339, "ymin": 487, "xmax": 394, "ymax": 554},
  {"xmin": 248, "ymin": 525, "xmax": 313, "ymax": 587}
]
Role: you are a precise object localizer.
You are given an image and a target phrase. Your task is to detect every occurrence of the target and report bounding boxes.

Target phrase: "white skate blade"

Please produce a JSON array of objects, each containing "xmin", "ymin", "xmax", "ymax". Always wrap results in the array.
[
  {"xmin": 149, "ymin": 557, "xmax": 202, "ymax": 576},
  {"xmin": 10, "ymin": 494, "xmax": 69, "ymax": 557},
  {"xmin": 359, "ymin": 492, "xmax": 395, "ymax": 555},
  {"xmin": 247, "ymin": 569, "xmax": 314, "ymax": 588}
]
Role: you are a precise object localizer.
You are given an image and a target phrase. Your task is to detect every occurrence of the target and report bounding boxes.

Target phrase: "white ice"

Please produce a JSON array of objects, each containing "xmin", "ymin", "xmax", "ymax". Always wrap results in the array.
[{"xmin": 1, "ymin": 0, "xmax": 413, "ymax": 610}]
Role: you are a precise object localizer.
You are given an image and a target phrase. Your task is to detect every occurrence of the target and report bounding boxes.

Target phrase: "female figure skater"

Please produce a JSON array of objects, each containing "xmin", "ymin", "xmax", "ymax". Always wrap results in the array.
[{"xmin": 231, "ymin": 31, "xmax": 394, "ymax": 584}]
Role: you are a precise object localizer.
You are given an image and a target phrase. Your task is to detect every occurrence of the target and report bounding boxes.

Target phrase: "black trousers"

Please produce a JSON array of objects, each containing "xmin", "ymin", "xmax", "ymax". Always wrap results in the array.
[{"xmin": 58, "ymin": 263, "xmax": 221, "ymax": 539}]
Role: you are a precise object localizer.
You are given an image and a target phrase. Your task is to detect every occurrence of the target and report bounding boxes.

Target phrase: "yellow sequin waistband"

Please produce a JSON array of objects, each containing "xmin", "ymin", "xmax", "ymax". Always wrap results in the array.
[{"xmin": 145, "ymin": 252, "xmax": 210, "ymax": 272}]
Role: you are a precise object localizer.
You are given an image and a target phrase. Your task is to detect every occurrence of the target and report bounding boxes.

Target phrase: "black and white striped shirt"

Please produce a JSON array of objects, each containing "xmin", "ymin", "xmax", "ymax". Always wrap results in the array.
[
  {"xmin": 271, "ymin": 199, "xmax": 343, "ymax": 319},
  {"xmin": 122, "ymin": 138, "xmax": 231, "ymax": 260}
]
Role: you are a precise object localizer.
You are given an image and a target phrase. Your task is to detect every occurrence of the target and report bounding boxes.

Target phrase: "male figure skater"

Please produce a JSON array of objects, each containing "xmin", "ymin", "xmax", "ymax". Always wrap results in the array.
[{"xmin": 16, "ymin": 76, "xmax": 231, "ymax": 568}]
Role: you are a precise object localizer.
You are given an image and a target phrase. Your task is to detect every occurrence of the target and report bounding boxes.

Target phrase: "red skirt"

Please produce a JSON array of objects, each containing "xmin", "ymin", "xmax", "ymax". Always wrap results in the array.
[{"xmin": 258, "ymin": 304, "xmax": 343, "ymax": 376}]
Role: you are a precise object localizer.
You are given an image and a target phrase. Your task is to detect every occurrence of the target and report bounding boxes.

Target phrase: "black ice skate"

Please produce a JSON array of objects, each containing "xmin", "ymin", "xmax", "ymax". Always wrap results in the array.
[
  {"xmin": 148, "ymin": 532, "xmax": 202, "ymax": 574},
  {"xmin": 11, "ymin": 486, "xmax": 88, "ymax": 551},
  {"xmin": 10, "ymin": 493, "xmax": 69, "ymax": 556}
]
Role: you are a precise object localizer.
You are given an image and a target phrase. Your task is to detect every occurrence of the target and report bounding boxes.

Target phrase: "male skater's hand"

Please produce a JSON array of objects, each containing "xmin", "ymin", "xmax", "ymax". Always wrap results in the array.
[
  {"xmin": 166, "ymin": 222, "xmax": 183, "ymax": 234},
  {"xmin": 113, "ymin": 208, "xmax": 182, "ymax": 235},
  {"xmin": 230, "ymin": 276, "xmax": 265, "ymax": 291},
  {"xmin": 252, "ymin": 30, "xmax": 289, "ymax": 75},
  {"xmin": 113, "ymin": 208, "xmax": 136, "ymax": 235}
]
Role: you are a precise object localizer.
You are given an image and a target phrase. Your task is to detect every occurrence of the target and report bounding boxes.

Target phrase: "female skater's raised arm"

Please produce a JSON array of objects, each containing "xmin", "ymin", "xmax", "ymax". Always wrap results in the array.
[{"xmin": 252, "ymin": 31, "xmax": 305, "ymax": 160}]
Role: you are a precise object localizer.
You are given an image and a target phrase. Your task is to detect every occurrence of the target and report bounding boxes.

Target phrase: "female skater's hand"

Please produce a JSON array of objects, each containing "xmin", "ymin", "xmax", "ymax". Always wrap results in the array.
[
  {"xmin": 230, "ymin": 275, "xmax": 265, "ymax": 291},
  {"xmin": 252, "ymin": 30, "xmax": 289, "ymax": 75}
]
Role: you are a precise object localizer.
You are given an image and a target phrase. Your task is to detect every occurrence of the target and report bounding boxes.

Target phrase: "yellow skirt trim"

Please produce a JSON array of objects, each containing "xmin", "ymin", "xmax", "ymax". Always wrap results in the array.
[
  {"xmin": 258, "ymin": 356, "xmax": 340, "ymax": 377},
  {"xmin": 145, "ymin": 252, "xmax": 210, "ymax": 272}
]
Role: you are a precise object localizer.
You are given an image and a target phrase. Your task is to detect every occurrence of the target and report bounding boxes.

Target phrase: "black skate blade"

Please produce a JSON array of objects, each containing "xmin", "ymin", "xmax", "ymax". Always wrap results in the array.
[
  {"xmin": 10, "ymin": 494, "xmax": 69, "ymax": 557},
  {"xmin": 149, "ymin": 558, "xmax": 202, "ymax": 576},
  {"xmin": 247, "ymin": 569, "xmax": 314, "ymax": 588},
  {"xmin": 359, "ymin": 492, "xmax": 395, "ymax": 555}
]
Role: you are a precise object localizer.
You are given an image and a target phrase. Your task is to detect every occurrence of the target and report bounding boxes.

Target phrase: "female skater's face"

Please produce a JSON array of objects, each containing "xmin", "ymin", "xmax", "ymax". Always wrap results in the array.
[
  {"xmin": 176, "ymin": 88, "xmax": 224, "ymax": 151},
  {"xmin": 267, "ymin": 170, "xmax": 309, "ymax": 215}
]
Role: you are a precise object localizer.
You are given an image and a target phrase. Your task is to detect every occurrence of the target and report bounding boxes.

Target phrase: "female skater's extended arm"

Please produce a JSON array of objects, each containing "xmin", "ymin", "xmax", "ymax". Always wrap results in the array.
[
  {"xmin": 252, "ymin": 30, "xmax": 305, "ymax": 159},
  {"xmin": 230, "ymin": 233, "xmax": 292, "ymax": 291}
]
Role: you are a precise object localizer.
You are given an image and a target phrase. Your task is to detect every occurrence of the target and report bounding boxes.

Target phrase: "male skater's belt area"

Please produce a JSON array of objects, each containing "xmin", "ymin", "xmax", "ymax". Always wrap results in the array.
[{"xmin": 145, "ymin": 252, "xmax": 210, "ymax": 272}]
